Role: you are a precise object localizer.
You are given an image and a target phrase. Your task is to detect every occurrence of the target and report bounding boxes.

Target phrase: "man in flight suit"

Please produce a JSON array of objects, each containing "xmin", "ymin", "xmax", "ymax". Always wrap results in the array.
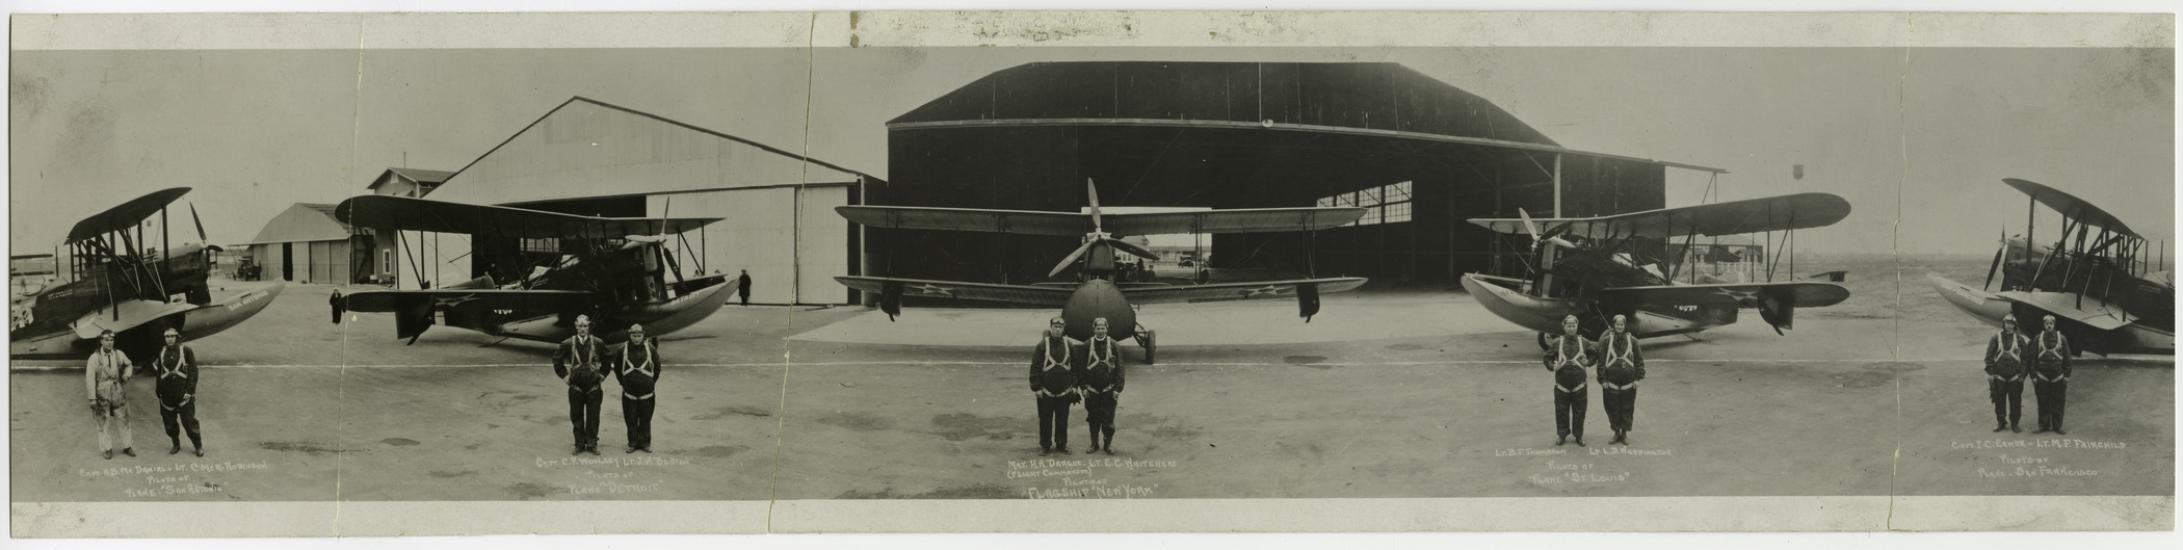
[
  {"xmin": 615, "ymin": 323, "xmax": 662, "ymax": 453},
  {"xmin": 1079, "ymin": 317, "xmax": 1125, "ymax": 455},
  {"xmin": 2031, "ymin": 315, "xmax": 2073, "ymax": 435},
  {"xmin": 1030, "ymin": 316, "xmax": 1081, "ymax": 456},
  {"xmin": 1544, "ymin": 315, "xmax": 1594, "ymax": 447},
  {"xmin": 153, "ymin": 328, "xmax": 205, "ymax": 456},
  {"xmin": 85, "ymin": 330, "xmax": 136, "ymax": 459},
  {"xmin": 554, "ymin": 315, "xmax": 609, "ymax": 455},
  {"xmin": 1596, "ymin": 315, "xmax": 1645, "ymax": 446},
  {"xmin": 1984, "ymin": 314, "xmax": 2030, "ymax": 433}
]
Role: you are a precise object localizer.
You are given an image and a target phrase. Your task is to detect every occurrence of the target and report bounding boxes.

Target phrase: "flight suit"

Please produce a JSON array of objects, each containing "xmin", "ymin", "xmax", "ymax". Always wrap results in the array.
[
  {"xmin": 1596, "ymin": 331, "xmax": 1645, "ymax": 437},
  {"xmin": 2031, "ymin": 330, "xmax": 2072, "ymax": 433},
  {"xmin": 1983, "ymin": 330, "xmax": 2030, "ymax": 431},
  {"xmin": 614, "ymin": 338, "xmax": 662, "ymax": 451},
  {"xmin": 84, "ymin": 348, "xmax": 135, "ymax": 456},
  {"xmin": 1544, "ymin": 334, "xmax": 1595, "ymax": 443},
  {"xmin": 1030, "ymin": 335, "xmax": 1081, "ymax": 453},
  {"xmin": 554, "ymin": 334, "xmax": 609, "ymax": 452},
  {"xmin": 153, "ymin": 344, "xmax": 204, "ymax": 453},
  {"xmin": 1079, "ymin": 335, "xmax": 1125, "ymax": 451}
]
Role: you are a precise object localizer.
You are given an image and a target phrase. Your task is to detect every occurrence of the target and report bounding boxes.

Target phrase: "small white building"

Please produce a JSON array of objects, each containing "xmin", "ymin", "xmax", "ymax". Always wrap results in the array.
[{"xmin": 241, "ymin": 203, "xmax": 367, "ymax": 284}]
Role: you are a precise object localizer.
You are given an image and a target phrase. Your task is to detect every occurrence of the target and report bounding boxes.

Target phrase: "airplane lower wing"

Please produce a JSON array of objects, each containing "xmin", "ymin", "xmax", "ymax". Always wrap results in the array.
[
  {"xmin": 1600, "ymin": 282, "xmax": 1851, "ymax": 309},
  {"xmin": 1994, "ymin": 291, "xmax": 2133, "ymax": 331},
  {"xmin": 1119, "ymin": 277, "xmax": 1368, "ymax": 304},
  {"xmin": 834, "ymin": 276, "xmax": 1075, "ymax": 307},
  {"xmin": 1601, "ymin": 281, "xmax": 1849, "ymax": 334},
  {"xmin": 346, "ymin": 288, "xmax": 595, "ymax": 342}
]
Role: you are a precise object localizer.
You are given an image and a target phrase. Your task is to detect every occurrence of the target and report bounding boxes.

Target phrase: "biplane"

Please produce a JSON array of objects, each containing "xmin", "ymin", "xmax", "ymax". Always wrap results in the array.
[
  {"xmin": 332, "ymin": 195, "xmax": 735, "ymax": 345},
  {"xmin": 833, "ymin": 180, "xmax": 1370, "ymax": 363},
  {"xmin": 1927, "ymin": 178, "xmax": 2174, "ymax": 356},
  {"xmin": 1460, "ymin": 193, "xmax": 1855, "ymax": 339},
  {"xmin": 10, "ymin": 187, "xmax": 284, "ymax": 359}
]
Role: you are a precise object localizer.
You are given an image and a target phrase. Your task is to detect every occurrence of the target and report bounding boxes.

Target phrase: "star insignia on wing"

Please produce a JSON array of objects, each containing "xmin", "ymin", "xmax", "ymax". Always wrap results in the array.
[
  {"xmin": 909, "ymin": 283, "xmax": 954, "ymax": 297},
  {"xmin": 1240, "ymin": 285, "xmax": 1285, "ymax": 298}
]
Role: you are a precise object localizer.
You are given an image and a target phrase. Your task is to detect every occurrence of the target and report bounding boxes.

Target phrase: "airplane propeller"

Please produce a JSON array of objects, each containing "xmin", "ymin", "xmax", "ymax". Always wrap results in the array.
[
  {"xmin": 1047, "ymin": 178, "xmax": 1160, "ymax": 278},
  {"xmin": 1517, "ymin": 208, "xmax": 1579, "ymax": 251},
  {"xmin": 1984, "ymin": 227, "xmax": 2006, "ymax": 291},
  {"xmin": 189, "ymin": 203, "xmax": 209, "ymax": 246}
]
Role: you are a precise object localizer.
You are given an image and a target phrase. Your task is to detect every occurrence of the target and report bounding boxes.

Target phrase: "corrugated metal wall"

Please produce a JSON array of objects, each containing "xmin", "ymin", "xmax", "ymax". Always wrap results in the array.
[
  {"xmin": 645, "ymin": 185, "xmax": 849, "ymax": 305},
  {"xmin": 795, "ymin": 186, "xmax": 851, "ymax": 304}
]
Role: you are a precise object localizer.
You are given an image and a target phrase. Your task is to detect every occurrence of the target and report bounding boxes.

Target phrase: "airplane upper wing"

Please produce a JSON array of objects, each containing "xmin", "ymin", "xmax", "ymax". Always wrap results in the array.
[
  {"xmin": 835, "ymin": 206, "xmax": 1091, "ymax": 236},
  {"xmin": 2002, "ymin": 178, "xmax": 2139, "ymax": 238},
  {"xmin": 1598, "ymin": 281, "xmax": 1851, "ymax": 309},
  {"xmin": 1120, "ymin": 277, "xmax": 1369, "ymax": 304},
  {"xmin": 837, "ymin": 206, "xmax": 1369, "ymax": 236},
  {"xmin": 336, "ymin": 195, "xmax": 722, "ymax": 239},
  {"xmin": 1468, "ymin": 193, "xmax": 1852, "ymax": 239},
  {"xmin": 66, "ymin": 187, "xmax": 192, "ymax": 244},
  {"xmin": 1995, "ymin": 290, "xmax": 2133, "ymax": 331},
  {"xmin": 343, "ymin": 288, "xmax": 595, "ymax": 312},
  {"xmin": 834, "ymin": 276, "xmax": 1075, "ymax": 307},
  {"xmin": 1104, "ymin": 208, "xmax": 1369, "ymax": 235}
]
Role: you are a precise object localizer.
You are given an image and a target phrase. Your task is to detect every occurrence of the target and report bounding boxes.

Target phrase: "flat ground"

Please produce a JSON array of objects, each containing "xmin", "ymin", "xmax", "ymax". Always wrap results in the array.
[{"xmin": 8, "ymin": 283, "xmax": 2173, "ymax": 502}]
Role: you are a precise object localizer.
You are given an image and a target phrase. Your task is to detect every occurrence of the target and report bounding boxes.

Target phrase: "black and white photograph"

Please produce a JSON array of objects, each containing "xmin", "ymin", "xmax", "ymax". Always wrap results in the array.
[{"xmin": 2, "ymin": 8, "xmax": 2175, "ymax": 539}]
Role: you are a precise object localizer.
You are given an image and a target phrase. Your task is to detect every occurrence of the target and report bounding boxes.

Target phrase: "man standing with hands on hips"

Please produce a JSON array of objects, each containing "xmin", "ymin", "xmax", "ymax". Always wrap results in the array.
[{"xmin": 555, "ymin": 315, "xmax": 609, "ymax": 455}]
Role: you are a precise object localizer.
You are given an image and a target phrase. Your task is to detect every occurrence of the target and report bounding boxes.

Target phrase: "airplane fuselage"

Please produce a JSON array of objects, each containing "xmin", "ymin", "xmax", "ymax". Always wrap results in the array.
[
  {"xmin": 438, "ymin": 275, "xmax": 736, "ymax": 345},
  {"xmin": 1461, "ymin": 273, "xmax": 1720, "ymax": 339},
  {"xmin": 8, "ymin": 244, "xmax": 267, "ymax": 360}
]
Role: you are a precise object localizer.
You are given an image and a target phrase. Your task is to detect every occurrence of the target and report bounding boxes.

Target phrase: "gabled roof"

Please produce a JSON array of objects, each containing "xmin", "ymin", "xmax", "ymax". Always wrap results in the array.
[
  {"xmin": 244, "ymin": 203, "xmax": 353, "ymax": 245},
  {"xmin": 388, "ymin": 168, "xmax": 453, "ymax": 184},
  {"xmin": 366, "ymin": 167, "xmax": 455, "ymax": 191}
]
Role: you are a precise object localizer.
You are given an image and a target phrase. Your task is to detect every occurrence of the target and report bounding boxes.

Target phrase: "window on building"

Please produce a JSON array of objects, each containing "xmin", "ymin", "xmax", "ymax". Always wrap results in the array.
[
  {"xmin": 1315, "ymin": 181, "xmax": 1414, "ymax": 226},
  {"xmin": 519, "ymin": 238, "xmax": 561, "ymax": 254}
]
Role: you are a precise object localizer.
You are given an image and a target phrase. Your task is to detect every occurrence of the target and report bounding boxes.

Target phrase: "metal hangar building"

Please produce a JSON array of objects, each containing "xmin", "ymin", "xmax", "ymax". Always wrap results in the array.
[
  {"xmin": 871, "ymin": 61, "xmax": 1723, "ymax": 286},
  {"xmin": 402, "ymin": 96, "xmax": 884, "ymax": 305}
]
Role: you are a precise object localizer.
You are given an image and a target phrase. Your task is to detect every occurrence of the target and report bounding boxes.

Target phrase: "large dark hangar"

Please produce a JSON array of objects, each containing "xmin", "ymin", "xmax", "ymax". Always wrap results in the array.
[{"xmin": 869, "ymin": 61, "xmax": 1725, "ymax": 287}]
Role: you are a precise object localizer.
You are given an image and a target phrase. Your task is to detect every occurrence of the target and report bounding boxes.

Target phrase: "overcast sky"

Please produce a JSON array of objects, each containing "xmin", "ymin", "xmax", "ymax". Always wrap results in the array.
[{"xmin": 9, "ymin": 47, "xmax": 2172, "ymax": 258}]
